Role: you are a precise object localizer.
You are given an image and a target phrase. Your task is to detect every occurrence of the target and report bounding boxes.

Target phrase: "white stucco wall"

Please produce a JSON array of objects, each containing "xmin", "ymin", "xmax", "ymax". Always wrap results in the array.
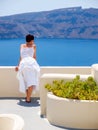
[{"xmin": 0, "ymin": 66, "xmax": 91, "ymax": 97}]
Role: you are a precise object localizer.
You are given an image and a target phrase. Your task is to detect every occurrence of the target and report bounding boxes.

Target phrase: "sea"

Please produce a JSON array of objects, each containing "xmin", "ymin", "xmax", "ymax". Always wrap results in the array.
[{"xmin": 0, "ymin": 38, "xmax": 98, "ymax": 66}]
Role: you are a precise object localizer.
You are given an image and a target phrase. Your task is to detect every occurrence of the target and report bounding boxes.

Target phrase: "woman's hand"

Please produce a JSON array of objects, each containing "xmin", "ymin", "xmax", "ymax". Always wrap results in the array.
[{"xmin": 15, "ymin": 66, "xmax": 19, "ymax": 71}]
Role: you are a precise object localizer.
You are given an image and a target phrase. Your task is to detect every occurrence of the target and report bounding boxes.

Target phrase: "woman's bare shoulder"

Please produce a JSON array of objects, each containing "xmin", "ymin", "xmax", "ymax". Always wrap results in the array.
[
  {"xmin": 33, "ymin": 44, "xmax": 36, "ymax": 48},
  {"xmin": 21, "ymin": 44, "xmax": 26, "ymax": 48}
]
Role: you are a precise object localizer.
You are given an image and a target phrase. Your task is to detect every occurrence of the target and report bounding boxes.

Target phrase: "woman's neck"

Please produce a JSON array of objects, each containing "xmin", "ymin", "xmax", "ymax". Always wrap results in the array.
[{"xmin": 26, "ymin": 42, "xmax": 33, "ymax": 47}]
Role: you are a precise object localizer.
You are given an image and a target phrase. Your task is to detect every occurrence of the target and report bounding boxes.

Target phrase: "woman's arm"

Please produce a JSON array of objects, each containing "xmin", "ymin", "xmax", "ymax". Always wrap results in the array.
[
  {"xmin": 15, "ymin": 57, "xmax": 21, "ymax": 71},
  {"xmin": 33, "ymin": 44, "xmax": 36, "ymax": 59},
  {"xmin": 15, "ymin": 45, "xmax": 22, "ymax": 71}
]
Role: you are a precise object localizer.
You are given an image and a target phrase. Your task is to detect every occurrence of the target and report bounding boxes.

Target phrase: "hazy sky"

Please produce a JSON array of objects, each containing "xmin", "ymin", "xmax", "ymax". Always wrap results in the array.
[{"xmin": 0, "ymin": 0, "xmax": 98, "ymax": 16}]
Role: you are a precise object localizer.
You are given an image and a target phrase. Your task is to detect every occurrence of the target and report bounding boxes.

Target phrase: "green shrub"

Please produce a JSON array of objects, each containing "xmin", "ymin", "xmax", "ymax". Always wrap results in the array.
[{"xmin": 45, "ymin": 75, "xmax": 98, "ymax": 100}]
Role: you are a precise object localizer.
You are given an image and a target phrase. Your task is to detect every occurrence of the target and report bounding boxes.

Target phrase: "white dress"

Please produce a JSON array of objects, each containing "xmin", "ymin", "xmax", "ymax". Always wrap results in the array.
[{"xmin": 17, "ymin": 46, "xmax": 40, "ymax": 93}]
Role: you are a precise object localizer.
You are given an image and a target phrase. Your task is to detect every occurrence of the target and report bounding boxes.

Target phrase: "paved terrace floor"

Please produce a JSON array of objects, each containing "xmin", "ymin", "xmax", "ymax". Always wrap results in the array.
[{"xmin": 0, "ymin": 97, "xmax": 91, "ymax": 130}]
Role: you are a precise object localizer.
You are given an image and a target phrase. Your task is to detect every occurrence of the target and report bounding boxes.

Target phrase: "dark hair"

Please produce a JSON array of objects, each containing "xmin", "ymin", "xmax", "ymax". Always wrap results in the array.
[{"xmin": 26, "ymin": 34, "xmax": 34, "ymax": 42}]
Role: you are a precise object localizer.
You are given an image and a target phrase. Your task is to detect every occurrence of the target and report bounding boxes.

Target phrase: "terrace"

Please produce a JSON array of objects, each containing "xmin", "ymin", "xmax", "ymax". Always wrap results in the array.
[{"xmin": 0, "ymin": 66, "xmax": 96, "ymax": 130}]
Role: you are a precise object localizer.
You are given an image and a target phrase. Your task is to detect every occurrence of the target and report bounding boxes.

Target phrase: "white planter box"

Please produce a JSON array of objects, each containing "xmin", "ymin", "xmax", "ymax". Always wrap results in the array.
[{"xmin": 47, "ymin": 93, "xmax": 98, "ymax": 129}]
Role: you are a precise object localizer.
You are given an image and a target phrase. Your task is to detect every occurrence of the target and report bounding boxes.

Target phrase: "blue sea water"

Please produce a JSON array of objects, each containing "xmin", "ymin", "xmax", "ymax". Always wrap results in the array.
[{"xmin": 0, "ymin": 38, "xmax": 98, "ymax": 66}]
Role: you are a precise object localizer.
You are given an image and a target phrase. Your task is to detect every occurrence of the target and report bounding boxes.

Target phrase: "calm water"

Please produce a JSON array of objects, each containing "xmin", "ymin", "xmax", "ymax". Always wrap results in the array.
[{"xmin": 0, "ymin": 38, "xmax": 98, "ymax": 66}]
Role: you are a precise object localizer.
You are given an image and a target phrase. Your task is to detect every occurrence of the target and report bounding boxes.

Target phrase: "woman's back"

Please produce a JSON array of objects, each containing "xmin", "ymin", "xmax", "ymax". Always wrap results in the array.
[{"xmin": 20, "ymin": 46, "xmax": 34, "ymax": 59}]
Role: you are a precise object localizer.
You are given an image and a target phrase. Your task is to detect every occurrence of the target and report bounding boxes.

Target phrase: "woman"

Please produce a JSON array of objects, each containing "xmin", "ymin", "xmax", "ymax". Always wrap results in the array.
[{"xmin": 15, "ymin": 34, "xmax": 40, "ymax": 103}]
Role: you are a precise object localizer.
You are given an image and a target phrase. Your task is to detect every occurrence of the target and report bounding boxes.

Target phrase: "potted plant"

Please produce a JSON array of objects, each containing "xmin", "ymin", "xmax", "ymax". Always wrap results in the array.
[{"xmin": 45, "ymin": 75, "xmax": 98, "ymax": 129}]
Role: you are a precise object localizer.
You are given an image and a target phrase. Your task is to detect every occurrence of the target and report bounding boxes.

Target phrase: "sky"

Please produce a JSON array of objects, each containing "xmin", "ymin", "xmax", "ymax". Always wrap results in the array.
[{"xmin": 0, "ymin": 0, "xmax": 98, "ymax": 16}]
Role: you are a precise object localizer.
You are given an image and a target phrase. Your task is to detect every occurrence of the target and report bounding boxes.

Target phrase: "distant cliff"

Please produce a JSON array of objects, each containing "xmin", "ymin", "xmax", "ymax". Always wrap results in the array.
[{"xmin": 0, "ymin": 7, "xmax": 98, "ymax": 39}]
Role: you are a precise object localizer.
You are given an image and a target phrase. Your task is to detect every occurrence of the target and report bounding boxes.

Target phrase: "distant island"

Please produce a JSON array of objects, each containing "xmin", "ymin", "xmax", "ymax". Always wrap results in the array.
[{"xmin": 0, "ymin": 7, "xmax": 98, "ymax": 39}]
